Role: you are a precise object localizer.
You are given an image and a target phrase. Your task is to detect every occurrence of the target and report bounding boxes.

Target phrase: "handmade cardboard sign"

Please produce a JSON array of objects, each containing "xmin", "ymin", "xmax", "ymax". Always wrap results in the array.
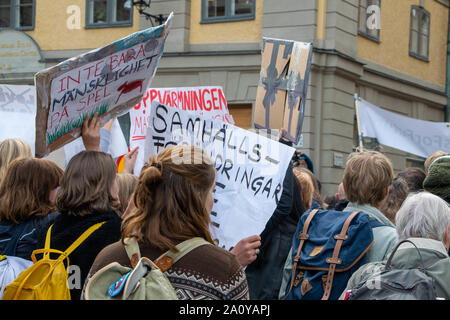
[
  {"xmin": 0, "ymin": 84, "xmax": 37, "ymax": 155},
  {"xmin": 34, "ymin": 13, "xmax": 173, "ymax": 158},
  {"xmin": 144, "ymin": 100, "xmax": 295, "ymax": 250},
  {"xmin": 130, "ymin": 86, "xmax": 234, "ymax": 174},
  {"xmin": 254, "ymin": 37, "xmax": 312, "ymax": 144}
]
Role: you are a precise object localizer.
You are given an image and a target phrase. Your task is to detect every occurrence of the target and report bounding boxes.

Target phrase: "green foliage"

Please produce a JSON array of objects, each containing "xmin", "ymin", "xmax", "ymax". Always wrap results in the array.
[{"xmin": 46, "ymin": 103, "xmax": 109, "ymax": 145}]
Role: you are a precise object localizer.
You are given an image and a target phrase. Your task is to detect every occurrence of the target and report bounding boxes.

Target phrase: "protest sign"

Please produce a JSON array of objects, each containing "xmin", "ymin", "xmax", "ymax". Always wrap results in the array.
[
  {"xmin": 358, "ymin": 97, "xmax": 450, "ymax": 158},
  {"xmin": 254, "ymin": 37, "xmax": 312, "ymax": 144},
  {"xmin": 144, "ymin": 101, "xmax": 295, "ymax": 250},
  {"xmin": 130, "ymin": 86, "xmax": 234, "ymax": 174},
  {"xmin": 34, "ymin": 13, "xmax": 173, "ymax": 158},
  {"xmin": 0, "ymin": 84, "xmax": 37, "ymax": 155}
]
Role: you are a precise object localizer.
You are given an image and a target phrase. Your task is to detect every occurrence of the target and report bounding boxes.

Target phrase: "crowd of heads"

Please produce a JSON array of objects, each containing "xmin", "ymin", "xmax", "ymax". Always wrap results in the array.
[{"xmin": 0, "ymin": 132, "xmax": 449, "ymax": 300}]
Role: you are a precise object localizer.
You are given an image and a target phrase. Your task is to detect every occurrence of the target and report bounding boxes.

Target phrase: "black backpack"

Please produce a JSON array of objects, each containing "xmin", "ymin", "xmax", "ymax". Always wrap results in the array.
[{"xmin": 345, "ymin": 240, "xmax": 438, "ymax": 300}]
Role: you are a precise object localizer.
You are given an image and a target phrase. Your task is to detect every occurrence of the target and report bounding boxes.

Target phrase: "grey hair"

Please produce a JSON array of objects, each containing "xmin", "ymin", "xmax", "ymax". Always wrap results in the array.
[{"xmin": 395, "ymin": 191, "xmax": 450, "ymax": 242}]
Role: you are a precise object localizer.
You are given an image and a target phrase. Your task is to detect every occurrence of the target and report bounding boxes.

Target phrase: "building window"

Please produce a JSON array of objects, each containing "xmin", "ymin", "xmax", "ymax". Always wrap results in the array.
[
  {"xmin": 0, "ymin": 0, "xmax": 35, "ymax": 30},
  {"xmin": 201, "ymin": 0, "xmax": 255, "ymax": 23},
  {"xmin": 358, "ymin": 0, "xmax": 381, "ymax": 42},
  {"xmin": 86, "ymin": 0, "xmax": 132, "ymax": 28},
  {"xmin": 409, "ymin": 6, "xmax": 430, "ymax": 61}
]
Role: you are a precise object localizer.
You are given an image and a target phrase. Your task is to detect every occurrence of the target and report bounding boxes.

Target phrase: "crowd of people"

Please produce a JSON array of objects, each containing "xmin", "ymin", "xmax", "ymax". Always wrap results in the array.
[{"xmin": 0, "ymin": 113, "xmax": 449, "ymax": 300}]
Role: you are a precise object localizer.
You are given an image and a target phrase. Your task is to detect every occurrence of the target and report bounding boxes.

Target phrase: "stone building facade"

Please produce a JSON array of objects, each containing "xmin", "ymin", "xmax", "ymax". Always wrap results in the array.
[{"xmin": 0, "ymin": 0, "xmax": 448, "ymax": 196}]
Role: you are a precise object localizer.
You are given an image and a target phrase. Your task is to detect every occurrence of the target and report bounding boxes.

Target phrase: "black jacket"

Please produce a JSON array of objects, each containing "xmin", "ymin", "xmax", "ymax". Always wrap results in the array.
[
  {"xmin": 0, "ymin": 212, "xmax": 60, "ymax": 260},
  {"xmin": 36, "ymin": 210, "xmax": 122, "ymax": 300},
  {"xmin": 245, "ymin": 162, "xmax": 302, "ymax": 300}
]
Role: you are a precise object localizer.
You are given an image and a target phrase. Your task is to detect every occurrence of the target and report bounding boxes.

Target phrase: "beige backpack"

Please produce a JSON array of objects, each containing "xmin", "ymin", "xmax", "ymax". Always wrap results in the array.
[{"xmin": 84, "ymin": 237, "xmax": 210, "ymax": 300}]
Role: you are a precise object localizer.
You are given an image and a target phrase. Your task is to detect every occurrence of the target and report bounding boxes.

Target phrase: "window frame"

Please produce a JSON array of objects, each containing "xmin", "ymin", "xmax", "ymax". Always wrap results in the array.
[
  {"xmin": 408, "ymin": 5, "xmax": 430, "ymax": 62},
  {"xmin": 85, "ymin": 0, "xmax": 133, "ymax": 29},
  {"xmin": 201, "ymin": 0, "xmax": 256, "ymax": 24},
  {"xmin": 0, "ymin": 0, "xmax": 36, "ymax": 31},
  {"xmin": 357, "ymin": 0, "xmax": 381, "ymax": 43}
]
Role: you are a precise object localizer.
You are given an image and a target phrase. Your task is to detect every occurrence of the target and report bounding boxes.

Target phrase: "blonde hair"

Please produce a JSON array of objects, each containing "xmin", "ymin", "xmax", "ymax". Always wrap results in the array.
[
  {"xmin": 116, "ymin": 173, "xmax": 138, "ymax": 216},
  {"xmin": 293, "ymin": 168, "xmax": 315, "ymax": 210},
  {"xmin": 424, "ymin": 150, "xmax": 448, "ymax": 174},
  {"xmin": 0, "ymin": 138, "xmax": 32, "ymax": 184},
  {"xmin": 343, "ymin": 151, "xmax": 394, "ymax": 207}
]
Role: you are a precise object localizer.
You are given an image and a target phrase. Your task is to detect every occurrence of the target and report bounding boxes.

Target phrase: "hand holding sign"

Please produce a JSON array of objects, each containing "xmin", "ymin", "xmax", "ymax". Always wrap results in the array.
[
  {"xmin": 144, "ymin": 100, "xmax": 295, "ymax": 250},
  {"xmin": 81, "ymin": 112, "xmax": 101, "ymax": 151},
  {"xmin": 123, "ymin": 146, "xmax": 139, "ymax": 174},
  {"xmin": 34, "ymin": 13, "xmax": 173, "ymax": 158},
  {"xmin": 230, "ymin": 235, "xmax": 262, "ymax": 267}
]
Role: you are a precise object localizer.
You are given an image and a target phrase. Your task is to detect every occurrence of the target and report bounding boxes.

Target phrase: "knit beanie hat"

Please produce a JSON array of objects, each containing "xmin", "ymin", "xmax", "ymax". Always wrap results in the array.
[
  {"xmin": 299, "ymin": 153, "xmax": 314, "ymax": 174},
  {"xmin": 423, "ymin": 155, "xmax": 450, "ymax": 201}
]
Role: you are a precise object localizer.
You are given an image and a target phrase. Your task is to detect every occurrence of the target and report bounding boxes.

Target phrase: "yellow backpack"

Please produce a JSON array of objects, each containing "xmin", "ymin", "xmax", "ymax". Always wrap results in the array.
[{"xmin": 2, "ymin": 221, "xmax": 105, "ymax": 300}]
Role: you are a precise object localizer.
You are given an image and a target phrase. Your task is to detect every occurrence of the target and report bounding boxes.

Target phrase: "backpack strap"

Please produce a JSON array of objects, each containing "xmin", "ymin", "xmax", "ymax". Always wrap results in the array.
[
  {"xmin": 42, "ymin": 224, "xmax": 54, "ymax": 260},
  {"xmin": 41, "ymin": 221, "xmax": 106, "ymax": 260},
  {"xmin": 123, "ymin": 237, "xmax": 211, "ymax": 272},
  {"xmin": 282, "ymin": 209, "xmax": 320, "ymax": 300},
  {"xmin": 385, "ymin": 239, "xmax": 427, "ymax": 271},
  {"xmin": 123, "ymin": 237, "xmax": 141, "ymax": 268},
  {"xmin": 63, "ymin": 222, "xmax": 106, "ymax": 256},
  {"xmin": 321, "ymin": 211, "xmax": 362, "ymax": 300},
  {"xmin": 155, "ymin": 237, "xmax": 211, "ymax": 272}
]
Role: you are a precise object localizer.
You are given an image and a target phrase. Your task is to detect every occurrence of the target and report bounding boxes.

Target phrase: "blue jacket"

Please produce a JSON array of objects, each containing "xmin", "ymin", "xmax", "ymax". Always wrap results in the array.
[{"xmin": 0, "ymin": 212, "xmax": 61, "ymax": 261}]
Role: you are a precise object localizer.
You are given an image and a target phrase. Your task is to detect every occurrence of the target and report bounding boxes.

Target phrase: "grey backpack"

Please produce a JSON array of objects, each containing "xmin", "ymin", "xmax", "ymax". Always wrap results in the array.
[
  {"xmin": 84, "ymin": 237, "xmax": 210, "ymax": 300},
  {"xmin": 346, "ymin": 240, "xmax": 438, "ymax": 300}
]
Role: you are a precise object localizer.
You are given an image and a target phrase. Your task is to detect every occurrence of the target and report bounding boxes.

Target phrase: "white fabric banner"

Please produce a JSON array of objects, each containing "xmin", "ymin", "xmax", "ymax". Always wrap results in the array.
[
  {"xmin": 0, "ymin": 84, "xmax": 36, "ymax": 156},
  {"xmin": 358, "ymin": 98, "xmax": 450, "ymax": 158},
  {"xmin": 144, "ymin": 101, "xmax": 295, "ymax": 250}
]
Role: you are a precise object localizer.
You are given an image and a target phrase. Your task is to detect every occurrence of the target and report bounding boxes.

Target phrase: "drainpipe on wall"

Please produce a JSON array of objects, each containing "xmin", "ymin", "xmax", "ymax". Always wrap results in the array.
[{"xmin": 446, "ymin": 4, "xmax": 450, "ymax": 122}]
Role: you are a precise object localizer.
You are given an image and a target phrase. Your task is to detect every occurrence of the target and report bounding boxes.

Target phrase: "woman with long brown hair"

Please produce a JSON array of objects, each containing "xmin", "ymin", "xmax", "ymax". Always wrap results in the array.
[
  {"xmin": 38, "ymin": 150, "xmax": 122, "ymax": 300},
  {"xmin": 0, "ymin": 158, "xmax": 63, "ymax": 261},
  {"xmin": 85, "ymin": 145, "xmax": 249, "ymax": 300}
]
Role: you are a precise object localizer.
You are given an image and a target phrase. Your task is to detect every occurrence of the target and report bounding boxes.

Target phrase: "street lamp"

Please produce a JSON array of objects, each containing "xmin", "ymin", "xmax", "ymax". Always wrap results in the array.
[{"xmin": 124, "ymin": 0, "xmax": 167, "ymax": 26}]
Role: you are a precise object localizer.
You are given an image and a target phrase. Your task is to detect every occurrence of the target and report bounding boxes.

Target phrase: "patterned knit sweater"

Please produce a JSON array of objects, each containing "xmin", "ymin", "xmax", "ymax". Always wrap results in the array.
[{"xmin": 83, "ymin": 239, "xmax": 249, "ymax": 300}]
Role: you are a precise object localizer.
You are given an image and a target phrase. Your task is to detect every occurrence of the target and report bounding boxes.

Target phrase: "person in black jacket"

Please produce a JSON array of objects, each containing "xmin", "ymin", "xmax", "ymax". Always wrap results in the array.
[
  {"xmin": 37, "ymin": 150, "xmax": 122, "ymax": 300},
  {"xmin": 0, "ymin": 158, "xmax": 63, "ymax": 260},
  {"xmin": 245, "ymin": 129, "xmax": 308, "ymax": 300}
]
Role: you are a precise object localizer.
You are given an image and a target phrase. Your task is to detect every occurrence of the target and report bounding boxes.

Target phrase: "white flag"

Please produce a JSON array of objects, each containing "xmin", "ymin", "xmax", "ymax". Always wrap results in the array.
[{"xmin": 358, "ymin": 98, "xmax": 450, "ymax": 158}]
